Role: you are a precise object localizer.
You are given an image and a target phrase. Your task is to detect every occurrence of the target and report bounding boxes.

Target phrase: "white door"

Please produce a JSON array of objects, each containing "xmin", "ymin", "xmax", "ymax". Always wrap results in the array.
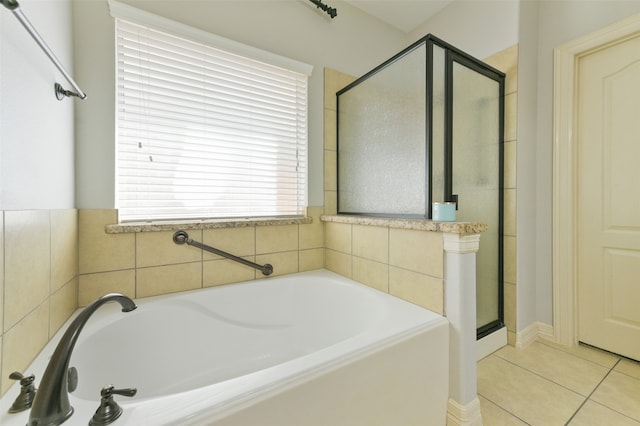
[{"xmin": 577, "ymin": 32, "xmax": 640, "ymax": 361}]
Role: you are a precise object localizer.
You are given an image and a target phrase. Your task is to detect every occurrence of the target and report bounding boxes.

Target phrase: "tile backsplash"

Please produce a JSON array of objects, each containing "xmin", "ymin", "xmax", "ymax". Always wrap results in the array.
[
  {"xmin": 324, "ymin": 221, "xmax": 445, "ymax": 315},
  {"xmin": 77, "ymin": 208, "xmax": 325, "ymax": 305}
]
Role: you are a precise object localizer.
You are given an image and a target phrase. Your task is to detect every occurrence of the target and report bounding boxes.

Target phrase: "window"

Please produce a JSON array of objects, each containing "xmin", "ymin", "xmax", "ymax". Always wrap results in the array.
[{"xmin": 113, "ymin": 4, "xmax": 311, "ymax": 222}]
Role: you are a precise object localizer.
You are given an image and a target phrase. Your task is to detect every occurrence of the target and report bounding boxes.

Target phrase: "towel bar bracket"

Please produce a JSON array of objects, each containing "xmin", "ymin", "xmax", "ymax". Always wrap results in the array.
[{"xmin": 55, "ymin": 83, "xmax": 83, "ymax": 100}]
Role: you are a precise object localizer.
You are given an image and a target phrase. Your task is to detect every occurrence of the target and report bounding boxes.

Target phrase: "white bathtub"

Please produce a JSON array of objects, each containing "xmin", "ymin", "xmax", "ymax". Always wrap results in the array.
[{"xmin": 1, "ymin": 269, "xmax": 449, "ymax": 425}]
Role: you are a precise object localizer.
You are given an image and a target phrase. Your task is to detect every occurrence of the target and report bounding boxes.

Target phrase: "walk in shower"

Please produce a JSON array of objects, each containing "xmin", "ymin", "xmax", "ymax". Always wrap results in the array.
[{"xmin": 336, "ymin": 34, "xmax": 505, "ymax": 338}]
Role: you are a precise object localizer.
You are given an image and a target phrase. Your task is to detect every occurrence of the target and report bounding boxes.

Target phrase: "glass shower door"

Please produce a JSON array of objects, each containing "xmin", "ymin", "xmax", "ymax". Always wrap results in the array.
[{"xmin": 448, "ymin": 55, "xmax": 504, "ymax": 336}]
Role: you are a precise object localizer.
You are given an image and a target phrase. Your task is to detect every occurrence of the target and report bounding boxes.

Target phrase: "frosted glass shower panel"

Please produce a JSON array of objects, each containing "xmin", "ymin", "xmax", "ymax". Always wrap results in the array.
[
  {"xmin": 450, "ymin": 60, "xmax": 502, "ymax": 331},
  {"xmin": 338, "ymin": 46, "xmax": 427, "ymax": 216}
]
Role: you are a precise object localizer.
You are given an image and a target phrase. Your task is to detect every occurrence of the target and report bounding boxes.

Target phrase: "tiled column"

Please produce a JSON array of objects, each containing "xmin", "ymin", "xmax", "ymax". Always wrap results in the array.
[{"xmin": 444, "ymin": 233, "xmax": 482, "ymax": 426}]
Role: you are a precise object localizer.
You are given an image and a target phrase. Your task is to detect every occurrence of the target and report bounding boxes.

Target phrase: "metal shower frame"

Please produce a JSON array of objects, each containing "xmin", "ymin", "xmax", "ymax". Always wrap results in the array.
[{"xmin": 336, "ymin": 34, "xmax": 506, "ymax": 338}]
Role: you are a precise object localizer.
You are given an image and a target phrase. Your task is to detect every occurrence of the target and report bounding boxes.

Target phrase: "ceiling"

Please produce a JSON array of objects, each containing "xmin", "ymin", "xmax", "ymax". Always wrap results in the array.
[{"xmin": 343, "ymin": 0, "xmax": 454, "ymax": 33}]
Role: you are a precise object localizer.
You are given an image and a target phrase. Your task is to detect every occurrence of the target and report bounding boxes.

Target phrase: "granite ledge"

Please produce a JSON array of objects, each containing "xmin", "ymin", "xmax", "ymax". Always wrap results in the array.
[
  {"xmin": 106, "ymin": 216, "xmax": 313, "ymax": 234},
  {"xmin": 320, "ymin": 215, "xmax": 487, "ymax": 235}
]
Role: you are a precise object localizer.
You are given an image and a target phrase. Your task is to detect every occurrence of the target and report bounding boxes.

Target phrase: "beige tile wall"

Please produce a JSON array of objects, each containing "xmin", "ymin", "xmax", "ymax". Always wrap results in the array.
[
  {"xmin": 77, "ymin": 207, "xmax": 324, "ymax": 306},
  {"xmin": 484, "ymin": 45, "xmax": 518, "ymax": 346},
  {"xmin": 324, "ymin": 68, "xmax": 356, "ymax": 216},
  {"xmin": 0, "ymin": 209, "xmax": 79, "ymax": 396},
  {"xmin": 325, "ymin": 221, "xmax": 445, "ymax": 314}
]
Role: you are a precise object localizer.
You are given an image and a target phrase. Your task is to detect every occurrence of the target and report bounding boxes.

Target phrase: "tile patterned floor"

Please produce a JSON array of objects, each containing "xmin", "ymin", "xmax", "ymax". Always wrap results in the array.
[{"xmin": 478, "ymin": 339, "xmax": 640, "ymax": 425}]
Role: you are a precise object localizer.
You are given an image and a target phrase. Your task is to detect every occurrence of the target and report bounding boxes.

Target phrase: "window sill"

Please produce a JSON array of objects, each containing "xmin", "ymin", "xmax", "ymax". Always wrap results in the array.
[
  {"xmin": 106, "ymin": 216, "xmax": 313, "ymax": 234},
  {"xmin": 320, "ymin": 214, "xmax": 487, "ymax": 235}
]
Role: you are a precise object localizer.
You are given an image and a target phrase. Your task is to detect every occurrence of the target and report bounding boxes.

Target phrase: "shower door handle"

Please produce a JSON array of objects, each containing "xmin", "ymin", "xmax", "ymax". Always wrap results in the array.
[{"xmin": 449, "ymin": 194, "xmax": 459, "ymax": 210}]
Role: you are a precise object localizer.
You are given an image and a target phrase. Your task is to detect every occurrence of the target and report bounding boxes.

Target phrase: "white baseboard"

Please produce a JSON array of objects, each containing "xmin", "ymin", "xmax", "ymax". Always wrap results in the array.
[
  {"xmin": 477, "ymin": 326, "xmax": 507, "ymax": 360},
  {"xmin": 447, "ymin": 398, "xmax": 483, "ymax": 426},
  {"xmin": 538, "ymin": 322, "xmax": 554, "ymax": 341},
  {"xmin": 516, "ymin": 322, "xmax": 554, "ymax": 349}
]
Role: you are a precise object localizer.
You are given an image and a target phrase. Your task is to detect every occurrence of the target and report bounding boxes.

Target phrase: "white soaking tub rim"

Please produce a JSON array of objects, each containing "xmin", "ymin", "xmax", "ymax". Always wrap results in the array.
[
  {"xmin": 0, "ymin": 269, "xmax": 448, "ymax": 426},
  {"xmin": 125, "ymin": 316, "xmax": 445, "ymax": 425},
  {"xmin": 69, "ymin": 270, "xmax": 394, "ymax": 401},
  {"xmin": 123, "ymin": 296, "xmax": 447, "ymax": 426}
]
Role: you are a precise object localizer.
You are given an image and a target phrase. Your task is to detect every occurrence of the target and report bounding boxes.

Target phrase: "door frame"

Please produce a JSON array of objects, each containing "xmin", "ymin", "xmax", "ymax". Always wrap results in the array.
[{"xmin": 552, "ymin": 13, "xmax": 640, "ymax": 347}]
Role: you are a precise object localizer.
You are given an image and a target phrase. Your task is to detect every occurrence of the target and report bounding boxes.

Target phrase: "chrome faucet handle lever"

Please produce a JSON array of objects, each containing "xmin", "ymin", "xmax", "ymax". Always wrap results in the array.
[
  {"xmin": 8, "ymin": 371, "xmax": 37, "ymax": 413},
  {"xmin": 8, "ymin": 371, "xmax": 35, "ymax": 385},
  {"xmin": 89, "ymin": 385, "xmax": 137, "ymax": 426},
  {"xmin": 103, "ymin": 385, "xmax": 137, "ymax": 398}
]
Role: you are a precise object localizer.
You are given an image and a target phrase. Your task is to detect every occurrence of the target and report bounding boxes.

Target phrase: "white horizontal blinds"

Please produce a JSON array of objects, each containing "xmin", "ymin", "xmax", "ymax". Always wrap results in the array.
[{"xmin": 116, "ymin": 19, "xmax": 308, "ymax": 221}]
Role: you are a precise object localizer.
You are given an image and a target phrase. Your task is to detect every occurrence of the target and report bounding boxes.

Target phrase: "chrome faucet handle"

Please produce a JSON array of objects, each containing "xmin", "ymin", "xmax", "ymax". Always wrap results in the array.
[
  {"xmin": 104, "ymin": 386, "xmax": 137, "ymax": 398},
  {"xmin": 8, "ymin": 371, "xmax": 37, "ymax": 413},
  {"xmin": 89, "ymin": 385, "xmax": 137, "ymax": 426}
]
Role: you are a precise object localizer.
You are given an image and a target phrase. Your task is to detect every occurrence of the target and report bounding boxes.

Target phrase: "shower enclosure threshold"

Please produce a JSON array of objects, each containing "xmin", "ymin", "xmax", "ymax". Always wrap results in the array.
[{"xmin": 477, "ymin": 326, "xmax": 507, "ymax": 360}]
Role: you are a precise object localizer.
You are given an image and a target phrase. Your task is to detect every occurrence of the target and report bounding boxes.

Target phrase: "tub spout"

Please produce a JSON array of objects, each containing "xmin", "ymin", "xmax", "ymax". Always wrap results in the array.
[{"xmin": 28, "ymin": 294, "xmax": 137, "ymax": 426}]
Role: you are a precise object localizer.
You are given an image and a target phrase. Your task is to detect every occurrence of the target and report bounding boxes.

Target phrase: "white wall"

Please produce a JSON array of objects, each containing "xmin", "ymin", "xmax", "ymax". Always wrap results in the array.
[
  {"xmin": 73, "ymin": 0, "xmax": 408, "ymax": 208},
  {"xmin": 0, "ymin": 0, "xmax": 75, "ymax": 209},
  {"xmin": 409, "ymin": 0, "xmax": 520, "ymax": 60},
  {"xmin": 516, "ymin": 0, "xmax": 539, "ymax": 329},
  {"xmin": 534, "ymin": 1, "xmax": 640, "ymax": 326}
]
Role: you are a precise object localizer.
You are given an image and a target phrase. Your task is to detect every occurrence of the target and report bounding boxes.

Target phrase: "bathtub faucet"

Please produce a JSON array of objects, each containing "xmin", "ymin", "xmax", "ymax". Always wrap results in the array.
[{"xmin": 28, "ymin": 294, "xmax": 137, "ymax": 426}]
